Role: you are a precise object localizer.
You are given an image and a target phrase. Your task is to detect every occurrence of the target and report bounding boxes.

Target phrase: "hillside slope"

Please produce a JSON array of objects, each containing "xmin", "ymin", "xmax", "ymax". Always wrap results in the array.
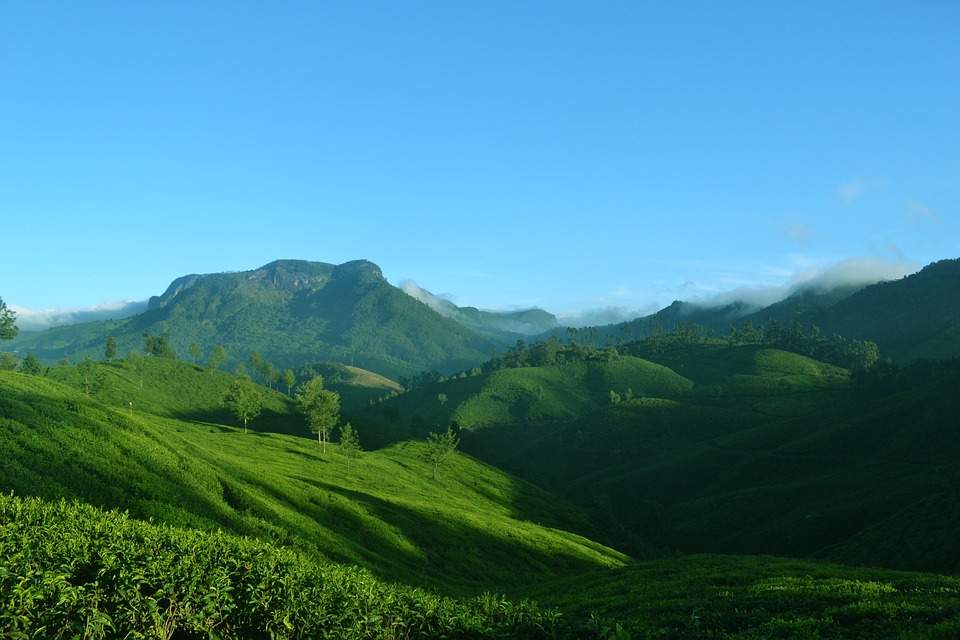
[
  {"xmin": 358, "ymin": 344, "xmax": 960, "ymax": 573},
  {"xmin": 0, "ymin": 367, "xmax": 626, "ymax": 593}
]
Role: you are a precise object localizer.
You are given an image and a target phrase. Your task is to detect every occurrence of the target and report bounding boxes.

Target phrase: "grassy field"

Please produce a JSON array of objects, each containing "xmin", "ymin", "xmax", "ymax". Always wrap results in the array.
[
  {"xmin": 3, "ymin": 352, "xmax": 960, "ymax": 637},
  {"xmin": 0, "ymin": 364, "xmax": 625, "ymax": 593}
]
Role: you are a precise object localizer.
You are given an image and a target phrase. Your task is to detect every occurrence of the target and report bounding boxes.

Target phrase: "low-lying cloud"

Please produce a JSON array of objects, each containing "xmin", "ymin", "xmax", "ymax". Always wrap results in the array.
[
  {"xmin": 693, "ymin": 257, "xmax": 918, "ymax": 310},
  {"xmin": 10, "ymin": 300, "xmax": 148, "ymax": 332},
  {"xmin": 398, "ymin": 280, "xmax": 457, "ymax": 317}
]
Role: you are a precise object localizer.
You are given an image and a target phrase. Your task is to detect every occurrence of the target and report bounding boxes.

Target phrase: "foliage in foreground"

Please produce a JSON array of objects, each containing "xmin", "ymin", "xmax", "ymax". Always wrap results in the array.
[
  {"xmin": 0, "ymin": 494, "xmax": 585, "ymax": 640},
  {"xmin": 523, "ymin": 554, "xmax": 960, "ymax": 639}
]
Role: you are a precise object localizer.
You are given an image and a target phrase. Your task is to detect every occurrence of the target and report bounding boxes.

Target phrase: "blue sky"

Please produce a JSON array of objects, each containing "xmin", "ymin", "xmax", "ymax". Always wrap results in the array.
[{"xmin": 1, "ymin": 2, "xmax": 957, "ymax": 321}]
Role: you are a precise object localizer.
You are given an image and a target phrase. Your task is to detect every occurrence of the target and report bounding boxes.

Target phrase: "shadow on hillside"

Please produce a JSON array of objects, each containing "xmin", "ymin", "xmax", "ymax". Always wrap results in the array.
[
  {"xmin": 241, "ymin": 469, "xmax": 618, "ymax": 594},
  {"xmin": 168, "ymin": 406, "xmax": 307, "ymax": 437}
]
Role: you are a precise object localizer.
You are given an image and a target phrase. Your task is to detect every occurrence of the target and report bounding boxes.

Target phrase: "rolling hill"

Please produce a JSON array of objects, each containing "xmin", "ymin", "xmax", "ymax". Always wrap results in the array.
[
  {"xmin": 0, "ymin": 361, "xmax": 626, "ymax": 593},
  {"xmin": 4, "ymin": 359, "xmax": 960, "ymax": 637},
  {"xmin": 356, "ymin": 343, "xmax": 960, "ymax": 574}
]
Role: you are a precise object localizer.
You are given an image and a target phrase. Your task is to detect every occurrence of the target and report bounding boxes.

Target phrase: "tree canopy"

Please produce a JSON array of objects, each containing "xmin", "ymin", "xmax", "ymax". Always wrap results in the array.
[
  {"xmin": 296, "ymin": 375, "xmax": 341, "ymax": 453},
  {"xmin": 0, "ymin": 297, "xmax": 18, "ymax": 341}
]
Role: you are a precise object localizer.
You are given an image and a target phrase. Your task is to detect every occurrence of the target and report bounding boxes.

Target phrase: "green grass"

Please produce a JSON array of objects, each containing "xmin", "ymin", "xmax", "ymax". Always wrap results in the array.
[
  {"xmin": 357, "ymin": 355, "xmax": 693, "ymax": 447},
  {"xmin": 46, "ymin": 357, "xmax": 302, "ymax": 433},
  {"xmin": 4, "ymin": 351, "xmax": 960, "ymax": 637},
  {"xmin": 0, "ymin": 494, "xmax": 584, "ymax": 640},
  {"xmin": 522, "ymin": 554, "xmax": 960, "ymax": 639},
  {"xmin": 357, "ymin": 344, "xmax": 960, "ymax": 574},
  {"xmin": 0, "ymin": 366, "xmax": 626, "ymax": 594}
]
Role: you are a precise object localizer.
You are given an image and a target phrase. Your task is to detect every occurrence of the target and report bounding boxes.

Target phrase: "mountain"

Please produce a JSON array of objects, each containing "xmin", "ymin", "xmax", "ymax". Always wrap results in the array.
[
  {"xmin": 399, "ymin": 280, "xmax": 558, "ymax": 337},
  {"xmin": 7, "ymin": 259, "xmax": 512, "ymax": 378},
  {"xmin": 538, "ymin": 258, "xmax": 960, "ymax": 363}
]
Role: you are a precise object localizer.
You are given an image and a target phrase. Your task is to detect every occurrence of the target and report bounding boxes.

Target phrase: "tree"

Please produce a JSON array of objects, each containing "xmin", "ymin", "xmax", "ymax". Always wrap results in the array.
[
  {"xmin": 143, "ymin": 332, "xmax": 176, "ymax": 359},
  {"xmin": 77, "ymin": 357, "xmax": 104, "ymax": 396},
  {"xmin": 0, "ymin": 353, "xmax": 19, "ymax": 371},
  {"xmin": 19, "ymin": 353, "xmax": 42, "ymax": 376},
  {"xmin": 104, "ymin": 336, "xmax": 118, "ymax": 361},
  {"xmin": 208, "ymin": 345, "xmax": 227, "ymax": 372},
  {"xmin": 338, "ymin": 423, "xmax": 362, "ymax": 469},
  {"xmin": 249, "ymin": 352, "xmax": 265, "ymax": 382},
  {"xmin": 296, "ymin": 375, "xmax": 341, "ymax": 454},
  {"xmin": 223, "ymin": 375, "xmax": 263, "ymax": 434},
  {"xmin": 126, "ymin": 350, "xmax": 145, "ymax": 390},
  {"xmin": 437, "ymin": 392, "xmax": 448, "ymax": 406},
  {"xmin": 189, "ymin": 342, "xmax": 201, "ymax": 363},
  {"xmin": 0, "ymin": 297, "xmax": 17, "ymax": 341},
  {"xmin": 264, "ymin": 362, "xmax": 278, "ymax": 390},
  {"xmin": 283, "ymin": 369, "xmax": 296, "ymax": 396},
  {"xmin": 424, "ymin": 427, "xmax": 459, "ymax": 480}
]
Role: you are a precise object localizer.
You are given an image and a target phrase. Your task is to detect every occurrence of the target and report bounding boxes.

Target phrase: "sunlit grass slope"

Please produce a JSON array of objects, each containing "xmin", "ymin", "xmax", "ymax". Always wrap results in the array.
[
  {"xmin": 46, "ymin": 357, "xmax": 302, "ymax": 434},
  {"xmin": 0, "ymin": 368, "xmax": 626, "ymax": 594},
  {"xmin": 357, "ymin": 355, "xmax": 694, "ymax": 447}
]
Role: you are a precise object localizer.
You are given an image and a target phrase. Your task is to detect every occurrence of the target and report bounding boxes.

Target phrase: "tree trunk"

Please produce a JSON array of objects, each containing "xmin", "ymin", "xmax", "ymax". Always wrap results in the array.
[{"xmin": 244, "ymin": 417, "xmax": 248, "ymax": 434}]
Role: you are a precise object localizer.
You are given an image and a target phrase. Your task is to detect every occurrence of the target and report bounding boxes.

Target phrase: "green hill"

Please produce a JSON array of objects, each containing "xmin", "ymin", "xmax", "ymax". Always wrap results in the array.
[
  {"xmin": 358, "ymin": 344, "xmax": 960, "ymax": 574},
  {"xmin": 355, "ymin": 354, "xmax": 693, "ymax": 447},
  {"xmin": 6, "ymin": 259, "xmax": 508, "ymax": 379},
  {"xmin": 5, "ymin": 347, "xmax": 960, "ymax": 637},
  {"xmin": 0, "ymin": 365, "xmax": 626, "ymax": 593},
  {"xmin": 301, "ymin": 361, "xmax": 404, "ymax": 411}
]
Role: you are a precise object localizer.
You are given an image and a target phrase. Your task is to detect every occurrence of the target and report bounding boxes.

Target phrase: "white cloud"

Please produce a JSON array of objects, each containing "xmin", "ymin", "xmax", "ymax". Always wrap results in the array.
[
  {"xmin": 10, "ymin": 300, "xmax": 148, "ymax": 331},
  {"xmin": 693, "ymin": 256, "xmax": 918, "ymax": 309}
]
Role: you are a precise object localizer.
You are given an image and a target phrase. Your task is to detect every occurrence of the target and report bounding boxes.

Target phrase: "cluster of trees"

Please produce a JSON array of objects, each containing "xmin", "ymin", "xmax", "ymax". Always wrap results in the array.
[
  {"xmin": 142, "ymin": 332, "xmax": 176, "ymax": 359},
  {"xmin": 395, "ymin": 338, "xmax": 622, "ymax": 395},
  {"xmin": 724, "ymin": 320, "xmax": 881, "ymax": 371}
]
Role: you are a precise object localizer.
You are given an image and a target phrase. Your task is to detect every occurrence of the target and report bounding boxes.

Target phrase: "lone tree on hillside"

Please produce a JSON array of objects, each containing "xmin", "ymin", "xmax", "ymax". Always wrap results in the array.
[
  {"xmin": 283, "ymin": 369, "xmax": 296, "ymax": 396},
  {"xmin": 104, "ymin": 336, "xmax": 118, "ymax": 362},
  {"xmin": 338, "ymin": 423, "xmax": 362, "ymax": 469},
  {"xmin": 249, "ymin": 351, "xmax": 265, "ymax": 381},
  {"xmin": 296, "ymin": 375, "xmax": 341, "ymax": 454},
  {"xmin": 424, "ymin": 427, "xmax": 459, "ymax": 480},
  {"xmin": 126, "ymin": 350, "xmax": 146, "ymax": 389},
  {"xmin": 0, "ymin": 297, "xmax": 17, "ymax": 341},
  {"xmin": 223, "ymin": 375, "xmax": 263, "ymax": 434},
  {"xmin": 189, "ymin": 342, "xmax": 201, "ymax": 363},
  {"xmin": 19, "ymin": 353, "xmax": 42, "ymax": 376},
  {"xmin": 77, "ymin": 357, "xmax": 105, "ymax": 396},
  {"xmin": 208, "ymin": 345, "xmax": 227, "ymax": 372}
]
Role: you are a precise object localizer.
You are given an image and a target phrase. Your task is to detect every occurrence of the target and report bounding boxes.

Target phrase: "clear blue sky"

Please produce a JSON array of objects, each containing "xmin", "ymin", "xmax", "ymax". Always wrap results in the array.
[{"xmin": 2, "ymin": 2, "xmax": 957, "ymax": 319}]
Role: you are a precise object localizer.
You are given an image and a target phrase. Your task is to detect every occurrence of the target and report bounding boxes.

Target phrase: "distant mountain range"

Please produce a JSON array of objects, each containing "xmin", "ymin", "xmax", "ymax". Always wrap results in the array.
[
  {"xmin": 557, "ymin": 259, "xmax": 960, "ymax": 363},
  {"xmin": 6, "ymin": 257, "xmax": 960, "ymax": 376},
  {"xmin": 6, "ymin": 259, "xmax": 556, "ymax": 378}
]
